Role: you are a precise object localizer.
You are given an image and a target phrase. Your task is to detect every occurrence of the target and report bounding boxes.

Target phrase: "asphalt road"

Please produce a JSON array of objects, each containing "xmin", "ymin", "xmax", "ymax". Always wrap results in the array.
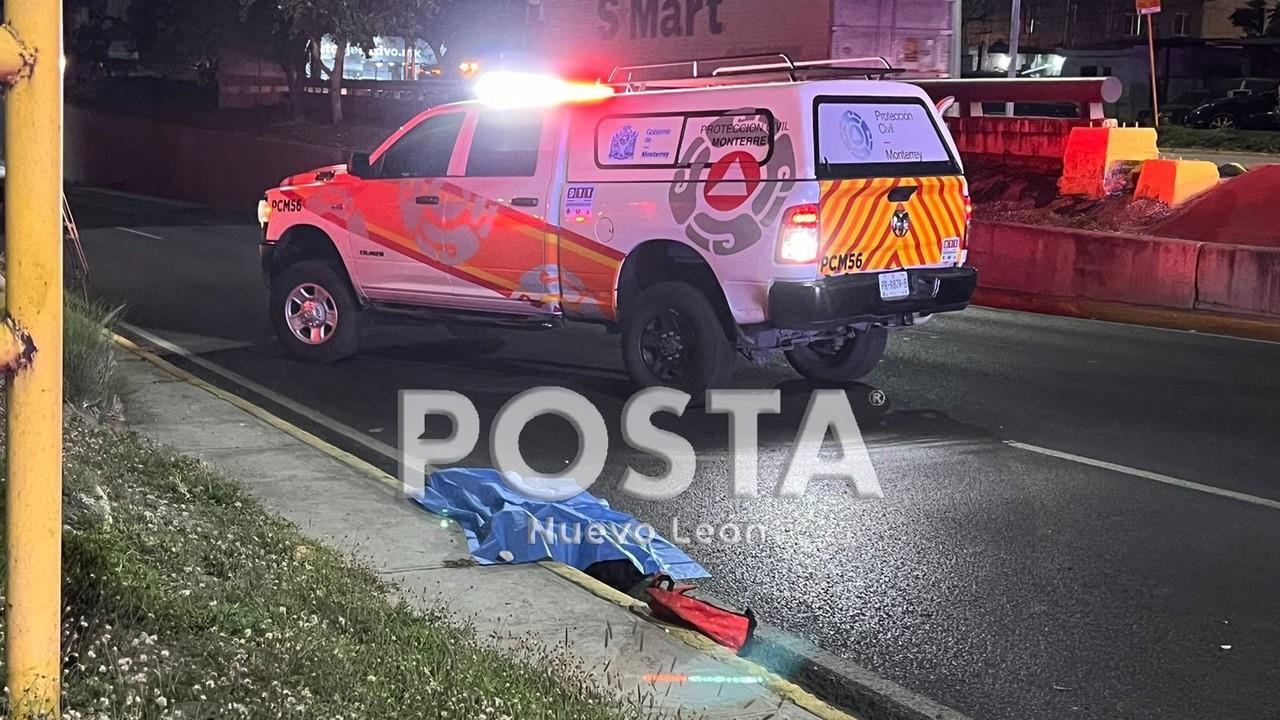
[{"xmin": 72, "ymin": 187, "xmax": 1280, "ymax": 720}]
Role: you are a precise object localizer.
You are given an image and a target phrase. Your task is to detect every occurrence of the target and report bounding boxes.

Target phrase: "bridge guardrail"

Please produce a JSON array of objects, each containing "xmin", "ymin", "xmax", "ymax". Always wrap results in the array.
[{"xmin": 910, "ymin": 77, "xmax": 1124, "ymax": 120}]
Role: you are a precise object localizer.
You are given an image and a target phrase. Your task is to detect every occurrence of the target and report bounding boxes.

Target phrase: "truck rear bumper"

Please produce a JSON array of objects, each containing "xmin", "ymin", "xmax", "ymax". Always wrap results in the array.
[{"xmin": 767, "ymin": 266, "xmax": 978, "ymax": 331}]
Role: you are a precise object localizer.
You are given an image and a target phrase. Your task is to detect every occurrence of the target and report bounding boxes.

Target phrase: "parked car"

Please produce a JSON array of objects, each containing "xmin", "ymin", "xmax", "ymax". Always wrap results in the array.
[
  {"xmin": 1184, "ymin": 82, "xmax": 1280, "ymax": 130},
  {"xmin": 1137, "ymin": 91, "xmax": 1212, "ymax": 126},
  {"xmin": 257, "ymin": 59, "xmax": 977, "ymax": 393}
]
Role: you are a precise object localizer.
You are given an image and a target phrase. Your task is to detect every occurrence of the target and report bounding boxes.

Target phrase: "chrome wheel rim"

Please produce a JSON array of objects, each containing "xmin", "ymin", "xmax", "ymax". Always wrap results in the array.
[
  {"xmin": 1209, "ymin": 115, "xmax": 1236, "ymax": 129},
  {"xmin": 285, "ymin": 282, "xmax": 339, "ymax": 346}
]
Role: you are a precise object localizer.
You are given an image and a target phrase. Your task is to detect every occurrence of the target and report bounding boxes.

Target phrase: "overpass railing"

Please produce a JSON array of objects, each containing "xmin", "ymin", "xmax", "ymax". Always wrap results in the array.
[{"xmin": 908, "ymin": 77, "xmax": 1124, "ymax": 120}]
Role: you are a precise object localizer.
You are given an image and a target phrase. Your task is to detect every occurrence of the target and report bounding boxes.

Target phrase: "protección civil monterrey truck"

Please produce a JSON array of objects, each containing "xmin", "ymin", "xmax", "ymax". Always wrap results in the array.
[{"xmin": 258, "ymin": 57, "xmax": 976, "ymax": 395}]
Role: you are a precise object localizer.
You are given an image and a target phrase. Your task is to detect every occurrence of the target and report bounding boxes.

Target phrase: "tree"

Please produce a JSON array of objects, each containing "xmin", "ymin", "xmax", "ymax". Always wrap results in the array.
[
  {"xmin": 399, "ymin": 0, "xmax": 523, "ymax": 73},
  {"xmin": 127, "ymin": 0, "xmax": 244, "ymax": 78},
  {"xmin": 960, "ymin": 0, "xmax": 999, "ymax": 74},
  {"xmin": 232, "ymin": 1, "xmax": 312, "ymax": 120},
  {"xmin": 1230, "ymin": 0, "xmax": 1271, "ymax": 37},
  {"xmin": 252, "ymin": 0, "xmax": 438, "ymax": 125}
]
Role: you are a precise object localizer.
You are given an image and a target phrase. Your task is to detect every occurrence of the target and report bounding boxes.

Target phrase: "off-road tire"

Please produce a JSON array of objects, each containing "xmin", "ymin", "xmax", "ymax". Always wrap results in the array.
[
  {"xmin": 270, "ymin": 260, "xmax": 363, "ymax": 363},
  {"xmin": 785, "ymin": 327, "xmax": 888, "ymax": 383},
  {"xmin": 621, "ymin": 281, "xmax": 736, "ymax": 395}
]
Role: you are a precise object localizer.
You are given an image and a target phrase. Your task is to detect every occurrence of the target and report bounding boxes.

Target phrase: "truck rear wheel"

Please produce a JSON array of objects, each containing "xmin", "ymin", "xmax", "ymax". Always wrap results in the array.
[
  {"xmin": 621, "ymin": 281, "xmax": 735, "ymax": 395},
  {"xmin": 270, "ymin": 260, "xmax": 362, "ymax": 363},
  {"xmin": 785, "ymin": 327, "xmax": 887, "ymax": 383}
]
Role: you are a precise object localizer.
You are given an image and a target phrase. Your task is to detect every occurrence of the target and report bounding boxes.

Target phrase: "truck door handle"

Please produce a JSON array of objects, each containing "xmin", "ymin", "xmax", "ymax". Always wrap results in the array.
[
  {"xmin": 415, "ymin": 195, "xmax": 440, "ymax": 205},
  {"xmin": 510, "ymin": 197, "xmax": 539, "ymax": 207}
]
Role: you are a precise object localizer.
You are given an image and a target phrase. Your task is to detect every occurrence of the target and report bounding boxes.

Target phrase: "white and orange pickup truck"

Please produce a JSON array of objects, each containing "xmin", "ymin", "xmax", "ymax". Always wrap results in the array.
[{"xmin": 258, "ymin": 57, "xmax": 976, "ymax": 394}]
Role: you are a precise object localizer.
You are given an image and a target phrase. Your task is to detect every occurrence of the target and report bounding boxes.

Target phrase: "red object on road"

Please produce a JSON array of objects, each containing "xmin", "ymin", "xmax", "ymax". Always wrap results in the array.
[{"xmin": 646, "ymin": 575, "xmax": 757, "ymax": 653}]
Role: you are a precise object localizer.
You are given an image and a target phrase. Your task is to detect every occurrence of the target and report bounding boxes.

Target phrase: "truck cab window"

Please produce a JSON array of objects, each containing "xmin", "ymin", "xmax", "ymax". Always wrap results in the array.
[
  {"xmin": 465, "ymin": 113, "xmax": 543, "ymax": 177},
  {"xmin": 379, "ymin": 113, "xmax": 464, "ymax": 179}
]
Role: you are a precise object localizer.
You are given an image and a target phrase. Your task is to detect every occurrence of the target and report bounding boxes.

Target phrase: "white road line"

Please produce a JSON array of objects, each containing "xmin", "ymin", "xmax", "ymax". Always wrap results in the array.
[
  {"xmin": 120, "ymin": 321, "xmax": 402, "ymax": 464},
  {"xmin": 1006, "ymin": 440, "xmax": 1280, "ymax": 511},
  {"xmin": 113, "ymin": 226, "xmax": 164, "ymax": 240}
]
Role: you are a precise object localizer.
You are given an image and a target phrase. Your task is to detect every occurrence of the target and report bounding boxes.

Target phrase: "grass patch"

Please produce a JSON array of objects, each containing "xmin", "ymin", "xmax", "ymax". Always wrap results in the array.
[
  {"xmin": 63, "ymin": 295, "xmax": 128, "ymax": 418},
  {"xmin": 0, "ymin": 417, "xmax": 644, "ymax": 719},
  {"xmin": 1159, "ymin": 125, "xmax": 1280, "ymax": 155}
]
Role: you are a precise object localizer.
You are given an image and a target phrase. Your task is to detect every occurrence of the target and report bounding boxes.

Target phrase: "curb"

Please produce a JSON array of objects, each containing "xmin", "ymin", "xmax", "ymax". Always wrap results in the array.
[
  {"xmin": 112, "ymin": 331, "xmax": 863, "ymax": 720},
  {"xmin": 973, "ymin": 289, "xmax": 1280, "ymax": 343},
  {"xmin": 746, "ymin": 628, "xmax": 973, "ymax": 720}
]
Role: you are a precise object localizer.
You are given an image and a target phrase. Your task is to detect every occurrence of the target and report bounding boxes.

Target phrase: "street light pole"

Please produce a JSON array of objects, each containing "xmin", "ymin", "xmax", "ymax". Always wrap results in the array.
[
  {"xmin": 1006, "ymin": 0, "xmax": 1022, "ymax": 116},
  {"xmin": 950, "ymin": 0, "xmax": 963, "ymax": 77},
  {"xmin": 3, "ymin": 1, "xmax": 65, "ymax": 718}
]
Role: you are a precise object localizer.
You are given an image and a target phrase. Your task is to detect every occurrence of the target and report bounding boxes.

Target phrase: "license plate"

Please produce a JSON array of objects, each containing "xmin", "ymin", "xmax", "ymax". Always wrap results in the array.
[{"xmin": 878, "ymin": 271, "xmax": 910, "ymax": 300}]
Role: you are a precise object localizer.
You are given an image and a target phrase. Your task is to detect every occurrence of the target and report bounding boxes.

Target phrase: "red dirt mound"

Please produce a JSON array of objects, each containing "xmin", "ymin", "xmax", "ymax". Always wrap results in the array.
[{"xmin": 1152, "ymin": 164, "xmax": 1280, "ymax": 247}]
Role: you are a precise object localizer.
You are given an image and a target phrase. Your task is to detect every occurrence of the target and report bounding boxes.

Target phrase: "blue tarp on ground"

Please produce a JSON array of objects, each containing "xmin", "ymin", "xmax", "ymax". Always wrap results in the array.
[{"xmin": 413, "ymin": 468, "xmax": 708, "ymax": 580}]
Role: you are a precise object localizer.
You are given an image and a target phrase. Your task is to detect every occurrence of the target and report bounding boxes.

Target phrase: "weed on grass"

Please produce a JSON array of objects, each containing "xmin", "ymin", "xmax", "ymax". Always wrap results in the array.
[{"xmin": 63, "ymin": 295, "xmax": 128, "ymax": 421}]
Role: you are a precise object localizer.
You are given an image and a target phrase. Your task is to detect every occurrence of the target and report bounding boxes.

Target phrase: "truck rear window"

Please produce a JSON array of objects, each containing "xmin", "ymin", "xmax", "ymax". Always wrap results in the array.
[{"xmin": 813, "ymin": 96, "xmax": 960, "ymax": 179}]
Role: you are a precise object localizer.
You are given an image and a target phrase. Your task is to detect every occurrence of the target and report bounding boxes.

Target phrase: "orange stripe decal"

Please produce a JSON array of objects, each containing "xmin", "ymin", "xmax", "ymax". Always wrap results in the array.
[{"xmin": 818, "ymin": 175, "xmax": 967, "ymax": 275}]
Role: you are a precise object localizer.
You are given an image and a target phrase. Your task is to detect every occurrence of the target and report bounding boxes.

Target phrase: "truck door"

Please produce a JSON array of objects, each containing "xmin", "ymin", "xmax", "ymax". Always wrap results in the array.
[
  {"xmin": 441, "ymin": 108, "xmax": 559, "ymax": 314},
  {"xmin": 348, "ymin": 110, "xmax": 466, "ymax": 303}
]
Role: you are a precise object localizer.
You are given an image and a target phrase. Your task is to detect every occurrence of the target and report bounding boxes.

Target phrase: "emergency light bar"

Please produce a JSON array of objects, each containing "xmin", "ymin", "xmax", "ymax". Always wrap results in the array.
[{"xmin": 474, "ymin": 71, "xmax": 615, "ymax": 109}]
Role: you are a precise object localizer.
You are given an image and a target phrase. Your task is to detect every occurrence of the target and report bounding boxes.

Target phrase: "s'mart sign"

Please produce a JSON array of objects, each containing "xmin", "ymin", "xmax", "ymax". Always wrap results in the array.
[
  {"xmin": 597, "ymin": 0, "xmax": 728, "ymax": 40},
  {"xmin": 533, "ymin": 0, "xmax": 833, "ymax": 70}
]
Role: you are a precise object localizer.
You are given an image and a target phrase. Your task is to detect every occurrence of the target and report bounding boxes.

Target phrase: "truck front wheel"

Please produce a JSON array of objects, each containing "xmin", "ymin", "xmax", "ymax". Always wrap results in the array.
[
  {"xmin": 270, "ymin": 260, "xmax": 363, "ymax": 363},
  {"xmin": 621, "ymin": 281, "xmax": 735, "ymax": 395},
  {"xmin": 785, "ymin": 327, "xmax": 887, "ymax": 383}
]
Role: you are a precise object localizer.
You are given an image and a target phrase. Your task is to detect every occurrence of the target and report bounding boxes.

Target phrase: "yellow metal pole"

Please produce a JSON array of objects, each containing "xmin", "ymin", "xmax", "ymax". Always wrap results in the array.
[
  {"xmin": 4, "ymin": 0, "xmax": 64, "ymax": 717},
  {"xmin": 1146, "ymin": 14, "xmax": 1160, "ymax": 128}
]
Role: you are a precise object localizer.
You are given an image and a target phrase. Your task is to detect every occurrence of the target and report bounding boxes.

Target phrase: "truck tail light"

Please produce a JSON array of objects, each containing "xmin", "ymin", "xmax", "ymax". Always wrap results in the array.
[
  {"xmin": 962, "ymin": 180, "xmax": 973, "ymax": 235},
  {"xmin": 778, "ymin": 204, "xmax": 820, "ymax": 264}
]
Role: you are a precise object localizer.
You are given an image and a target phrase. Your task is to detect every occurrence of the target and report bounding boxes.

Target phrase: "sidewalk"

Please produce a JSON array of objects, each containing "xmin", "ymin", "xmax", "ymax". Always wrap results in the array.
[
  {"xmin": 115, "ymin": 345, "xmax": 842, "ymax": 720},
  {"xmin": 1160, "ymin": 147, "xmax": 1279, "ymax": 168}
]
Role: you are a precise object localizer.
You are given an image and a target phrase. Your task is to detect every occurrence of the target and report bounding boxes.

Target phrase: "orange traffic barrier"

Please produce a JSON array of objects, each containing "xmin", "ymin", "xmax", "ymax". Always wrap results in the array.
[
  {"xmin": 1134, "ymin": 158, "xmax": 1220, "ymax": 207},
  {"xmin": 1058, "ymin": 127, "xmax": 1159, "ymax": 198}
]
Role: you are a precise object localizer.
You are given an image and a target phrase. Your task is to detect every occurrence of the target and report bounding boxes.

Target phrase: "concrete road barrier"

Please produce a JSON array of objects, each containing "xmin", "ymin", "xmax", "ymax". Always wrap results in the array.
[
  {"xmin": 1195, "ymin": 244, "xmax": 1280, "ymax": 317},
  {"xmin": 971, "ymin": 220, "xmax": 1280, "ymax": 322},
  {"xmin": 968, "ymin": 221, "xmax": 1201, "ymax": 310}
]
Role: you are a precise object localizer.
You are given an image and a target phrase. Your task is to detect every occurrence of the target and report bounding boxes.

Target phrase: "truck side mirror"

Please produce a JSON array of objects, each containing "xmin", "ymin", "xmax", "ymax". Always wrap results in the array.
[{"xmin": 348, "ymin": 151, "xmax": 374, "ymax": 179}]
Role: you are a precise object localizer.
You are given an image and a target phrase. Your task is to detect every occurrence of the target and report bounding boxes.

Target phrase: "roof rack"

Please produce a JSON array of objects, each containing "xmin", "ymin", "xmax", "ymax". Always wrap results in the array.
[{"xmin": 607, "ymin": 53, "xmax": 903, "ymax": 92}]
